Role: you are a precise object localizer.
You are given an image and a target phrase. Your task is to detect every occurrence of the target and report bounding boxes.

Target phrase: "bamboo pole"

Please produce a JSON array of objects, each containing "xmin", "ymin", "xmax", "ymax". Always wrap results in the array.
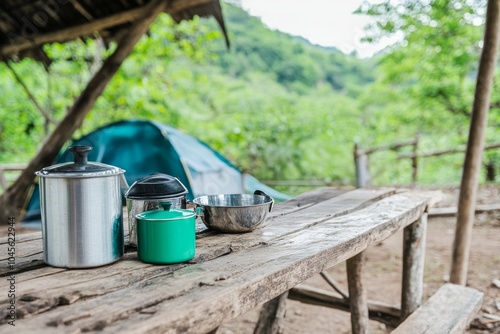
[
  {"xmin": 450, "ymin": 0, "xmax": 500, "ymax": 285},
  {"xmin": 0, "ymin": 0, "xmax": 167, "ymax": 220}
]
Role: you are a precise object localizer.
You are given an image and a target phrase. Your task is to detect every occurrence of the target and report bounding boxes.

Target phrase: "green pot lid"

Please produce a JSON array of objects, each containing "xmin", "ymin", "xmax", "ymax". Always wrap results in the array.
[{"xmin": 136, "ymin": 202, "xmax": 195, "ymax": 221}]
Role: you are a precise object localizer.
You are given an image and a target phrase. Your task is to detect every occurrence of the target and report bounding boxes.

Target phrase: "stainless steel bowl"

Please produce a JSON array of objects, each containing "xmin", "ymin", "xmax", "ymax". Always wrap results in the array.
[{"xmin": 193, "ymin": 191, "xmax": 274, "ymax": 233}]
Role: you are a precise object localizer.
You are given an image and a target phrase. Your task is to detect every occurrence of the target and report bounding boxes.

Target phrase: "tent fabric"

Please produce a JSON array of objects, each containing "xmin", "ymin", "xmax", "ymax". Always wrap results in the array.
[{"xmin": 23, "ymin": 119, "xmax": 289, "ymax": 224}]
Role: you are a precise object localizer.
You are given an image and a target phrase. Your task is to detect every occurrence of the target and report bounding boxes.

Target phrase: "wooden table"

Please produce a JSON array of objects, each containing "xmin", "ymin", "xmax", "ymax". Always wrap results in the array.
[{"xmin": 0, "ymin": 188, "xmax": 439, "ymax": 333}]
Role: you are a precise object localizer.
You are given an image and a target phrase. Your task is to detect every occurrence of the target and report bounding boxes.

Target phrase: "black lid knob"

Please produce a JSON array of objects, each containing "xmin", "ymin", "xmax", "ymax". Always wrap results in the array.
[{"xmin": 69, "ymin": 146, "xmax": 92, "ymax": 165}]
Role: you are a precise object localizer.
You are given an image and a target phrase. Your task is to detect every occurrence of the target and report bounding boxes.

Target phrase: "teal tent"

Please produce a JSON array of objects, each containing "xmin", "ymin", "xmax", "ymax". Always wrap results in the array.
[{"xmin": 23, "ymin": 120, "xmax": 289, "ymax": 224}]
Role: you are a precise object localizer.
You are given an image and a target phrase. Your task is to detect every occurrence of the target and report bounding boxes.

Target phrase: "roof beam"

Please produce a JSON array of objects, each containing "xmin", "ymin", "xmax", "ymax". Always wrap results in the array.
[
  {"xmin": 1, "ymin": 5, "xmax": 151, "ymax": 56},
  {"xmin": 0, "ymin": 0, "xmax": 214, "ymax": 58}
]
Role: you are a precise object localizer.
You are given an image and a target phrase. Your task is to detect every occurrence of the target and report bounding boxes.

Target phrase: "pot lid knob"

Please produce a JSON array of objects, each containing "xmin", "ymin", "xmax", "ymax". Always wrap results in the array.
[
  {"xmin": 69, "ymin": 146, "xmax": 92, "ymax": 165},
  {"xmin": 160, "ymin": 202, "xmax": 173, "ymax": 211}
]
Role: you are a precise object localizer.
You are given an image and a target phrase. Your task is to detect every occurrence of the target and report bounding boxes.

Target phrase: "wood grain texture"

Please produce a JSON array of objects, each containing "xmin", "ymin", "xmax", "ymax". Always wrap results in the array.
[
  {"xmin": 347, "ymin": 252, "xmax": 369, "ymax": 334},
  {"xmin": 0, "ymin": 188, "xmax": 395, "ymax": 276},
  {"xmin": 401, "ymin": 213, "xmax": 427, "ymax": 319},
  {"xmin": 392, "ymin": 283, "xmax": 483, "ymax": 334},
  {"xmin": 429, "ymin": 203, "xmax": 500, "ymax": 217},
  {"xmin": 288, "ymin": 284, "xmax": 400, "ymax": 327},
  {"xmin": 0, "ymin": 189, "xmax": 433, "ymax": 333}
]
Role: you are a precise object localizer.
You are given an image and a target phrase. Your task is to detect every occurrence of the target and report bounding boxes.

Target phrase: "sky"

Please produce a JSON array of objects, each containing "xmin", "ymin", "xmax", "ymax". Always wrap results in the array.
[{"xmin": 238, "ymin": 0, "xmax": 390, "ymax": 58}]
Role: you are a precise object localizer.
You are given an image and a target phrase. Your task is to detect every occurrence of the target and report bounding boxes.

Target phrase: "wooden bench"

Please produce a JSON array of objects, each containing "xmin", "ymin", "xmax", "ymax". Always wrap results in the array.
[{"xmin": 392, "ymin": 283, "xmax": 484, "ymax": 334}]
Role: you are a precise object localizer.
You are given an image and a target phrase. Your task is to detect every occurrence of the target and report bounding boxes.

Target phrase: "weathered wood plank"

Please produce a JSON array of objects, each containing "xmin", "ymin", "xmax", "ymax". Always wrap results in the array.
[
  {"xmin": 0, "ymin": 192, "xmax": 430, "ymax": 334},
  {"xmin": 288, "ymin": 284, "xmax": 400, "ymax": 327},
  {"xmin": 0, "ymin": 231, "xmax": 41, "ymax": 245},
  {"xmin": 401, "ymin": 213, "xmax": 427, "ymax": 319},
  {"xmin": 0, "ymin": 238, "xmax": 42, "ymax": 261},
  {"xmin": 266, "ymin": 187, "xmax": 346, "ymax": 218},
  {"xmin": 429, "ymin": 203, "xmax": 500, "ymax": 217},
  {"xmin": 347, "ymin": 252, "xmax": 369, "ymax": 334},
  {"xmin": 0, "ymin": 188, "xmax": 395, "ymax": 276},
  {"xmin": 228, "ymin": 188, "xmax": 397, "ymax": 250},
  {"xmin": 393, "ymin": 283, "xmax": 484, "ymax": 334},
  {"xmin": 0, "ymin": 188, "xmax": 388, "ymax": 314}
]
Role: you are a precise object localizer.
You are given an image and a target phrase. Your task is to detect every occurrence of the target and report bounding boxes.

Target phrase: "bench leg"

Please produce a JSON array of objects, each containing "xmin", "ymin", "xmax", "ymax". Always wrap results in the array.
[
  {"xmin": 347, "ymin": 251, "xmax": 369, "ymax": 334},
  {"xmin": 401, "ymin": 212, "xmax": 428, "ymax": 320},
  {"xmin": 253, "ymin": 291, "xmax": 288, "ymax": 334}
]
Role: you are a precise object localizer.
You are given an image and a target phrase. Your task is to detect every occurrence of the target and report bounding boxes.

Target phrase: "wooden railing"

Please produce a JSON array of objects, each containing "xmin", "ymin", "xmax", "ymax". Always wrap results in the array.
[
  {"xmin": 0, "ymin": 164, "xmax": 27, "ymax": 191},
  {"xmin": 354, "ymin": 139, "xmax": 500, "ymax": 187}
]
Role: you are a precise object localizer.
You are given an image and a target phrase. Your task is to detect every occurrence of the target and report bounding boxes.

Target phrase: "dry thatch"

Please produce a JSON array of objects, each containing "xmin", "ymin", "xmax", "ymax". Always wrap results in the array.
[{"xmin": 0, "ymin": 0, "xmax": 228, "ymax": 65}]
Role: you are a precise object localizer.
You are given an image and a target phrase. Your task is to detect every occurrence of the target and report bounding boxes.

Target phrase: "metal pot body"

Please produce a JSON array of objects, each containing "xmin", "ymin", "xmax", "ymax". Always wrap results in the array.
[
  {"xmin": 136, "ymin": 207, "xmax": 196, "ymax": 264},
  {"xmin": 126, "ymin": 195, "xmax": 186, "ymax": 247},
  {"xmin": 39, "ymin": 175, "xmax": 124, "ymax": 268}
]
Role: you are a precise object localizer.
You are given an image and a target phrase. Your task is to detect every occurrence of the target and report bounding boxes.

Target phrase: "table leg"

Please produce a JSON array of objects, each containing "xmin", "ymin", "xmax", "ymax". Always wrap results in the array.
[
  {"xmin": 401, "ymin": 212, "xmax": 428, "ymax": 320},
  {"xmin": 347, "ymin": 251, "xmax": 369, "ymax": 334},
  {"xmin": 253, "ymin": 292, "xmax": 289, "ymax": 334}
]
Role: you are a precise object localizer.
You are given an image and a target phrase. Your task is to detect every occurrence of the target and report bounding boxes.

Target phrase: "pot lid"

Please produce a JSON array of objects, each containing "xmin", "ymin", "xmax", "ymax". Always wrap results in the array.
[
  {"xmin": 35, "ymin": 146, "xmax": 125, "ymax": 178},
  {"xmin": 136, "ymin": 202, "xmax": 195, "ymax": 221},
  {"xmin": 125, "ymin": 173, "xmax": 188, "ymax": 199}
]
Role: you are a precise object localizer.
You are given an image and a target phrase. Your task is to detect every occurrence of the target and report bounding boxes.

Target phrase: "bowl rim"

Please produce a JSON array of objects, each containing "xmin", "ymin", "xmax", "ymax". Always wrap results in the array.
[{"xmin": 192, "ymin": 193, "xmax": 273, "ymax": 209}]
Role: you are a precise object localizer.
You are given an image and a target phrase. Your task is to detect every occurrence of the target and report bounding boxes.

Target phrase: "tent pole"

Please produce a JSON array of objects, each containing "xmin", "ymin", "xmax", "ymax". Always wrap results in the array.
[
  {"xmin": 450, "ymin": 0, "xmax": 500, "ymax": 285},
  {"xmin": 0, "ymin": 0, "xmax": 167, "ymax": 221}
]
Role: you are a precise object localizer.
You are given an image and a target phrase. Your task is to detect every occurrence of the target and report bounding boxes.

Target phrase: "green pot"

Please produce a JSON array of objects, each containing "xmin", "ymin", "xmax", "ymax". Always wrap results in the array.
[{"xmin": 135, "ymin": 202, "xmax": 196, "ymax": 264}]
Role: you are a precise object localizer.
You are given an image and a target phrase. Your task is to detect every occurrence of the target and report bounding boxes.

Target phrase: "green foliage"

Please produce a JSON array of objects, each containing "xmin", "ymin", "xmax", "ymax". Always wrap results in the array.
[
  {"xmin": 1, "ymin": 1, "xmax": 499, "ymax": 193},
  {"xmin": 208, "ymin": 3, "xmax": 376, "ymax": 93},
  {"xmin": 357, "ymin": 0, "xmax": 487, "ymax": 116}
]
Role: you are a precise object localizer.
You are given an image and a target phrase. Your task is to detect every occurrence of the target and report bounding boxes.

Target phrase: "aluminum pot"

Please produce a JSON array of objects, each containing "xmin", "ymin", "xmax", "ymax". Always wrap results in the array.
[
  {"xmin": 36, "ymin": 145, "xmax": 125, "ymax": 268},
  {"xmin": 125, "ymin": 173, "xmax": 188, "ymax": 247},
  {"xmin": 193, "ymin": 190, "xmax": 274, "ymax": 233}
]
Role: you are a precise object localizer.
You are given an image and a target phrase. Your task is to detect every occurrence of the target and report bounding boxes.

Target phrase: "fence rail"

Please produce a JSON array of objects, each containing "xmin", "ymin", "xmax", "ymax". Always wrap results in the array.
[
  {"xmin": 0, "ymin": 164, "xmax": 27, "ymax": 191},
  {"xmin": 354, "ymin": 138, "xmax": 500, "ymax": 187}
]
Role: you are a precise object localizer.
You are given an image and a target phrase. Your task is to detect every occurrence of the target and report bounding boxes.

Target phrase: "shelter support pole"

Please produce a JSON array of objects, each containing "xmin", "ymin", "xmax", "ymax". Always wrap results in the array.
[
  {"xmin": 0, "ymin": 0, "xmax": 167, "ymax": 221},
  {"xmin": 450, "ymin": 0, "xmax": 500, "ymax": 285},
  {"xmin": 354, "ymin": 144, "xmax": 371, "ymax": 188},
  {"xmin": 253, "ymin": 292, "xmax": 289, "ymax": 334},
  {"xmin": 347, "ymin": 251, "xmax": 369, "ymax": 334},
  {"xmin": 411, "ymin": 135, "xmax": 419, "ymax": 185},
  {"xmin": 401, "ymin": 213, "xmax": 427, "ymax": 320}
]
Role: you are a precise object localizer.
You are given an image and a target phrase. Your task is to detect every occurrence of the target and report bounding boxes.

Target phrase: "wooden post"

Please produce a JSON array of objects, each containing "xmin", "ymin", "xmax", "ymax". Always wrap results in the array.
[
  {"xmin": 0, "ymin": 168, "xmax": 7, "ymax": 190},
  {"xmin": 354, "ymin": 144, "xmax": 371, "ymax": 188},
  {"xmin": 451, "ymin": 0, "xmax": 500, "ymax": 285},
  {"xmin": 346, "ymin": 252, "xmax": 369, "ymax": 334},
  {"xmin": 411, "ymin": 135, "xmax": 419, "ymax": 185},
  {"xmin": 0, "ymin": 0, "xmax": 167, "ymax": 221},
  {"xmin": 401, "ymin": 213, "xmax": 427, "ymax": 320},
  {"xmin": 253, "ymin": 292, "xmax": 288, "ymax": 334}
]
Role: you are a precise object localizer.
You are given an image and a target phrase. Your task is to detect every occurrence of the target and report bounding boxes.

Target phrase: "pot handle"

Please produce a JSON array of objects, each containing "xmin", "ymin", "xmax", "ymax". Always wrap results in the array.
[
  {"xmin": 194, "ymin": 205, "xmax": 204, "ymax": 217},
  {"xmin": 254, "ymin": 190, "xmax": 274, "ymax": 212}
]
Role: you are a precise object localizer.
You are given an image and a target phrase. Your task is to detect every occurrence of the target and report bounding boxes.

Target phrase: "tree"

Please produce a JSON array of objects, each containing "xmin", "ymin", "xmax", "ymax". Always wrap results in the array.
[{"xmin": 356, "ymin": 0, "xmax": 489, "ymax": 116}]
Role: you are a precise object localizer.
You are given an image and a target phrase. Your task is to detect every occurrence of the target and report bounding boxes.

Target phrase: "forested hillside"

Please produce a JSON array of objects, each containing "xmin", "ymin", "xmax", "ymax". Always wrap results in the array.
[{"xmin": 0, "ymin": 1, "xmax": 498, "ymax": 193}]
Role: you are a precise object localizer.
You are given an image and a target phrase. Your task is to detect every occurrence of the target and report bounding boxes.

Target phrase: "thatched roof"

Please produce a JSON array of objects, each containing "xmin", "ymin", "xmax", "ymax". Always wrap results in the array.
[{"xmin": 0, "ymin": 0, "xmax": 228, "ymax": 64}]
